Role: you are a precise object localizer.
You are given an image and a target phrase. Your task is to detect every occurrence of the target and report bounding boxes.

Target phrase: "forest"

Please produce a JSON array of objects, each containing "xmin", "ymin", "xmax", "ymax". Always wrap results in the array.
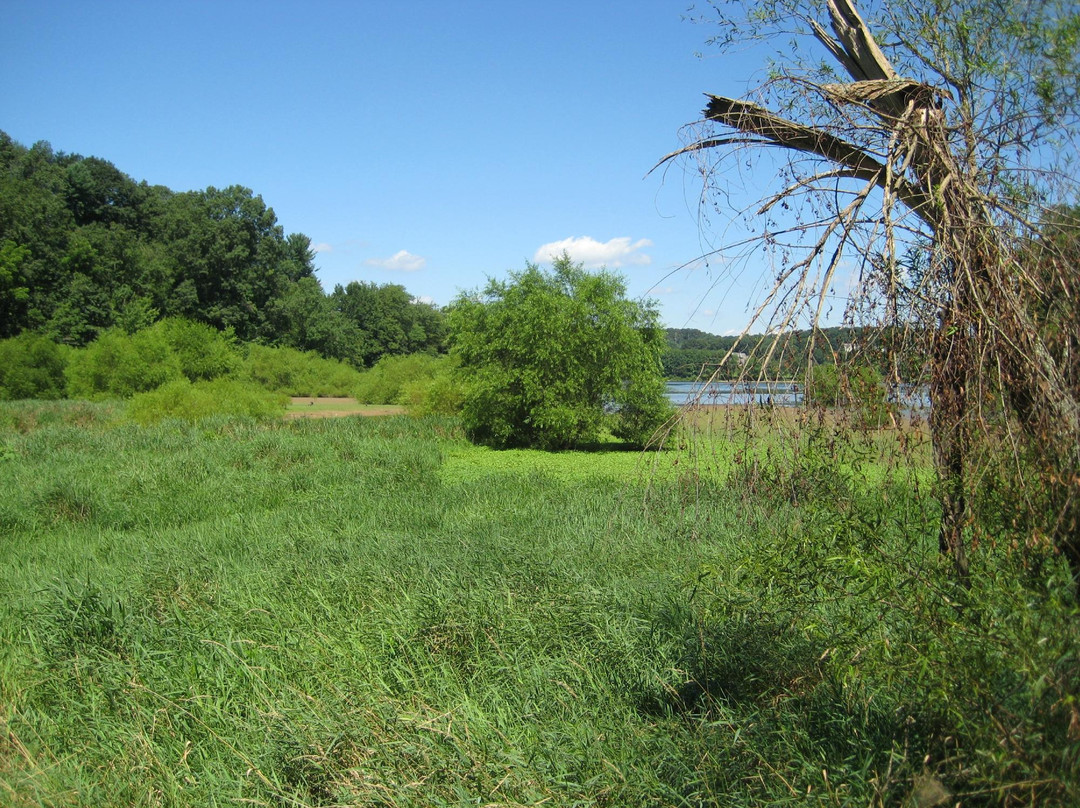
[{"xmin": 0, "ymin": 131, "xmax": 445, "ymax": 368}]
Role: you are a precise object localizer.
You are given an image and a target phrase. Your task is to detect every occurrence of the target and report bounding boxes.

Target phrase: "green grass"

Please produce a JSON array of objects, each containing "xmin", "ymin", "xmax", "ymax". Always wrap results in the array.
[{"xmin": 0, "ymin": 400, "xmax": 1077, "ymax": 806}]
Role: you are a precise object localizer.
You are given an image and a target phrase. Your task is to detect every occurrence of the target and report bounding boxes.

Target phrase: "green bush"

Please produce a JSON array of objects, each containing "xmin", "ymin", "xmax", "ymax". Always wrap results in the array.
[
  {"xmin": 0, "ymin": 332, "xmax": 69, "ymax": 400},
  {"xmin": 398, "ymin": 355, "xmax": 466, "ymax": 416},
  {"xmin": 805, "ymin": 363, "xmax": 841, "ymax": 407},
  {"xmin": 65, "ymin": 327, "xmax": 182, "ymax": 400},
  {"xmin": 240, "ymin": 344, "xmax": 362, "ymax": 396},
  {"xmin": 450, "ymin": 257, "xmax": 672, "ymax": 450},
  {"xmin": 152, "ymin": 317, "xmax": 239, "ymax": 381},
  {"xmin": 806, "ymin": 362, "xmax": 894, "ymax": 427},
  {"xmin": 60, "ymin": 319, "xmax": 240, "ymax": 401},
  {"xmin": 128, "ymin": 378, "xmax": 287, "ymax": 424},
  {"xmin": 846, "ymin": 364, "xmax": 894, "ymax": 427},
  {"xmin": 609, "ymin": 375, "xmax": 674, "ymax": 446},
  {"xmin": 355, "ymin": 352, "xmax": 453, "ymax": 406}
]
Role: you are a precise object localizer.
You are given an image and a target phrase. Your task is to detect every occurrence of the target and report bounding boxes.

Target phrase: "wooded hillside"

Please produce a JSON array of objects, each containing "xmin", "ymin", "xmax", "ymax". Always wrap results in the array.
[
  {"xmin": 0, "ymin": 132, "xmax": 444, "ymax": 367},
  {"xmin": 663, "ymin": 326, "xmax": 888, "ymax": 379}
]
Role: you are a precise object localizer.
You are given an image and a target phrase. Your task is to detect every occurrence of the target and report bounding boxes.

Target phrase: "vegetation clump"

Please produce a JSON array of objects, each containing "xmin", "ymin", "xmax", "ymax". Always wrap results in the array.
[
  {"xmin": 127, "ymin": 377, "xmax": 288, "ymax": 424},
  {"xmin": 239, "ymin": 343, "xmax": 363, "ymax": 397},
  {"xmin": 449, "ymin": 255, "xmax": 672, "ymax": 449},
  {"xmin": 0, "ymin": 332, "xmax": 68, "ymax": 400},
  {"xmin": 354, "ymin": 352, "xmax": 464, "ymax": 416}
]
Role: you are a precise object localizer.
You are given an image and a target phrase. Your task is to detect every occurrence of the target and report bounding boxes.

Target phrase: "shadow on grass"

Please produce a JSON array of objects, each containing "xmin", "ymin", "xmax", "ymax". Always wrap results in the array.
[{"xmin": 631, "ymin": 603, "xmax": 955, "ymax": 804}]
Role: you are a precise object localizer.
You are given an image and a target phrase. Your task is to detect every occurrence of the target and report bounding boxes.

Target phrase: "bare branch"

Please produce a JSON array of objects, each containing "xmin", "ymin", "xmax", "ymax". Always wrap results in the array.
[{"xmin": 702, "ymin": 93, "xmax": 935, "ymax": 223}]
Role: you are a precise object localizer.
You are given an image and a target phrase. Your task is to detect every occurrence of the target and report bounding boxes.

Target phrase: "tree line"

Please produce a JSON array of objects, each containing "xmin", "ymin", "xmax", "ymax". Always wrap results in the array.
[
  {"xmin": 662, "ymin": 325, "xmax": 897, "ymax": 380},
  {"xmin": 5, "ymin": 129, "xmax": 889, "ymax": 388},
  {"xmin": 0, "ymin": 131, "xmax": 444, "ymax": 366}
]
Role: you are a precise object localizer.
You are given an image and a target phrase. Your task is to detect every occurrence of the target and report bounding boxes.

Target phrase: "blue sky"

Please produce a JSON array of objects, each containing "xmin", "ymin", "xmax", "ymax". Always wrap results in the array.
[{"xmin": 2, "ymin": 0, "xmax": 783, "ymax": 333}]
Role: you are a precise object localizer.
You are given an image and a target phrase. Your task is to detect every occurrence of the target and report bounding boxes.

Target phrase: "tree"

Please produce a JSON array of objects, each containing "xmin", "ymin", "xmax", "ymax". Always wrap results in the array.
[
  {"xmin": 0, "ymin": 136, "xmax": 76, "ymax": 334},
  {"xmin": 64, "ymin": 156, "xmax": 139, "ymax": 227},
  {"xmin": 261, "ymin": 275, "xmax": 361, "ymax": 363},
  {"xmin": 448, "ymin": 255, "xmax": 671, "ymax": 450},
  {"xmin": 330, "ymin": 281, "xmax": 446, "ymax": 366},
  {"xmin": 663, "ymin": 0, "xmax": 1080, "ymax": 578},
  {"xmin": 0, "ymin": 239, "xmax": 31, "ymax": 338},
  {"xmin": 157, "ymin": 186, "xmax": 308, "ymax": 340}
]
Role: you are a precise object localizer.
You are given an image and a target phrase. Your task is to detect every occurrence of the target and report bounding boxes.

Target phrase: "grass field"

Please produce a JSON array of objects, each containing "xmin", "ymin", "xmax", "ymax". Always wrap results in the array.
[{"xmin": 0, "ymin": 401, "xmax": 1076, "ymax": 806}]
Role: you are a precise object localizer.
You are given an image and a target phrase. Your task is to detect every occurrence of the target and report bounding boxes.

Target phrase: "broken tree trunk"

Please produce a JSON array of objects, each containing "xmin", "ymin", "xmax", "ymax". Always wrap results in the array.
[{"xmin": 679, "ymin": 0, "xmax": 1080, "ymax": 578}]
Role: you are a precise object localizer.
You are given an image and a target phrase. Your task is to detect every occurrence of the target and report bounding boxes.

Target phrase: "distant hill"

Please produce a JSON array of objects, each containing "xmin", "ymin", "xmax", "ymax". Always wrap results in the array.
[{"xmin": 663, "ymin": 326, "xmax": 900, "ymax": 379}]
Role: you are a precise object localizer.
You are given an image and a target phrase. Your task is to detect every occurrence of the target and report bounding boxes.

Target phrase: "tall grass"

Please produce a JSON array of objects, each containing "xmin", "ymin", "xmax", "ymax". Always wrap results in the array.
[{"xmin": 0, "ymin": 401, "xmax": 1076, "ymax": 806}]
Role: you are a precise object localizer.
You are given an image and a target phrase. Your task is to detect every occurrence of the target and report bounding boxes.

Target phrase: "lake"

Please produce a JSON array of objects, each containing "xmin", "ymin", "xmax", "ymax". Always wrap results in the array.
[
  {"xmin": 665, "ymin": 380, "xmax": 803, "ymax": 406},
  {"xmin": 665, "ymin": 380, "xmax": 932, "ymax": 410}
]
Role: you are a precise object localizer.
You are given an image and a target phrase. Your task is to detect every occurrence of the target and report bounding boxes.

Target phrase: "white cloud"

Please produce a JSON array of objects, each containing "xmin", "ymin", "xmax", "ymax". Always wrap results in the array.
[
  {"xmin": 413, "ymin": 295, "xmax": 435, "ymax": 305},
  {"xmin": 365, "ymin": 250, "xmax": 427, "ymax": 272},
  {"xmin": 533, "ymin": 236, "xmax": 652, "ymax": 268},
  {"xmin": 311, "ymin": 242, "xmax": 333, "ymax": 253}
]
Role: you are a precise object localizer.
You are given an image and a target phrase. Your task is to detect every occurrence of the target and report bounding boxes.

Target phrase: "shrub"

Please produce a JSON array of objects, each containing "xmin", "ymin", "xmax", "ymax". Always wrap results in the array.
[
  {"xmin": 355, "ymin": 353, "xmax": 450, "ymax": 406},
  {"xmin": 806, "ymin": 362, "xmax": 894, "ymax": 427},
  {"xmin": 449, "ymin": 257, "xmax": 672, "ymax": 450},
  {"xmin": 127, "ymin": 378, "xmax": 287, "ymax": 424},
  {"xmin": 805, "ymin": 363, "xmax": 841, "ymax": 407},
  {"xmin": 397, "ymin": 355, "xmax": 466, "ymax": 416},
  {"xmin": 0, "ymin": 332, "xmax": 69, "ymax": 400},
  {"xmin": 609, "ymin": 375, "xmax": 673, "ymax": 446},
  {"xmin": 66, "ymin": 327, "xmax": 182, "ymax": 400},
  {"xmin": 152, "ymin": 317, "xmax": 239, "ymax": 382},
  {"xmin": 240, "ymin": 344, "xmax": 362, "ymax": 396}
]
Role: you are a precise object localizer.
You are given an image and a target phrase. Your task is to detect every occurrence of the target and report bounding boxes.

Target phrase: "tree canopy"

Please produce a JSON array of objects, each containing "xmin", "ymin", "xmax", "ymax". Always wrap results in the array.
[
  {"xmin": 449, "ymin": 256, "xmax": 671, "ymax": 450},
  {"xmin": 0, "ymin": 131, "xmax": 446, "ymax": 369}
]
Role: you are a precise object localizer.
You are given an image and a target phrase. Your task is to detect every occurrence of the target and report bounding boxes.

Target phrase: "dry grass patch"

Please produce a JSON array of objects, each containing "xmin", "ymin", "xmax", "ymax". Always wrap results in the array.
[{"xmin": 286, "ymin": 397, "xmax": 406, "ymax": 419}]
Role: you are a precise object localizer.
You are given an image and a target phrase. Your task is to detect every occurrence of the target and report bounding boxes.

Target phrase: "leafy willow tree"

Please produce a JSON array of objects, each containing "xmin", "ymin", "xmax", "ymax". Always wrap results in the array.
[
  {"xmin": 663, "ymin": 0, "xmax": 1080, "ymax": 578},
  {"xmin": 449, "ymin": 256, "xmax": 671, "ymax": 450}
]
